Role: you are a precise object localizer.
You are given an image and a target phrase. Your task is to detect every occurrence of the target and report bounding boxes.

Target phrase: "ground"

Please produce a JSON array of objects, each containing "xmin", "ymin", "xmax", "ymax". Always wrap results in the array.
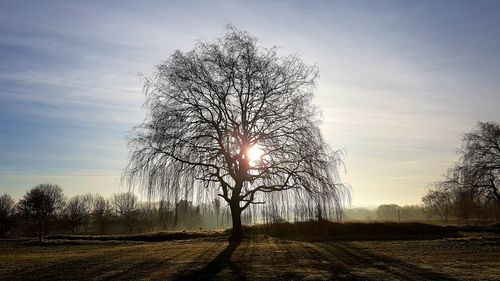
[{"xmin": 1, "ymin": 233, "xmax": 499, "ymax": 280}]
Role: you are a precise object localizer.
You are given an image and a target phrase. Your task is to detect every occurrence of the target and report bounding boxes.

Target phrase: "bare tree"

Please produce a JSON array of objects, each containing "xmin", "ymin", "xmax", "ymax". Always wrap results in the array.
[
  {"xmin": 62, "ymin": 195, "xmax": 89, "ymax": 235},
  {"xmin": 92, "ymin": 195, "xmax": 113, "ymax": 234},
  {"xmin": 136, "ymin": 202, "xmax": 157, "ymax": 233},
  {"xmin": 112, "ymin": 192, "xmax": 138, "ymax": 234},
  {"xmin": 443, "ymin": 121, "xmax": 499, "ymax": 221},
  {"xmin": 212, "ymin": 197, "xmax": 221, "ymax": 227},
  {"xmin": 124, "ymin": 26, "xmax": 348, "ymax": 240},
  {"xmin": 422, "ymin": 186, "xmax": 454, "ymax": 223},
  {"xmin": 0, "ymin": 194, "xmax": 15, "ymax": 236},
  {"xmin": 454, "ymin": 189, "xmax": 478, "ymax": 223},
  {"xmin": 158, "ymin": 198, "xmax": 171, "ymax": 230},
  {"xmin": 459, "ymin": 121, "xmax": 500, "ymax": 204},
  {"xmin": 18, "ymin": 184, "xmax": 64, "ymax": 242},
  {"xmin": 79, "ymin": 193, "xmax": 94, "ymax": 233},
  {"xmin": 423, "ymin": 121, "xmax": 500, "ymax": 222}
]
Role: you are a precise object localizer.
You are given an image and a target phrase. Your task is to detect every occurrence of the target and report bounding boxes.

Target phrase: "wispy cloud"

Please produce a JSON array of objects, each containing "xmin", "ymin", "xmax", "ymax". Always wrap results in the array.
[{"xmin": 1, "ymin": 1, "xmax": 500, "ymax": 205}]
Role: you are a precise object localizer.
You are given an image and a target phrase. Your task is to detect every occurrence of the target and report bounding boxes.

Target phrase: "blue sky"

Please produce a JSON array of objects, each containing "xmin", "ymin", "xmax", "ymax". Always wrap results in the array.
[{"xmin": 1, "ymin": 0, "xmax": 500, "ymax": 206}]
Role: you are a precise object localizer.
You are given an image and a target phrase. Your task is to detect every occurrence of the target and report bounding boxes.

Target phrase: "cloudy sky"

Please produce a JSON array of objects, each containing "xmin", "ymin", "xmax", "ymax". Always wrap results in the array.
[{"xmin": 1, "ymin": 0, "xmax": 500, "ymax": 206}]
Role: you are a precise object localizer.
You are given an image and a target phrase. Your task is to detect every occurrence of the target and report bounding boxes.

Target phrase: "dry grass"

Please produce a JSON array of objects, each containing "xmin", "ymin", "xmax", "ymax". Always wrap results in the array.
[
  {"xmin": 1, "ymin": 233, "xmax": 499, "ymax": 280},
  {"xmin": 44, "ymin": 230, "xmax": 225, "ymax": 242}
]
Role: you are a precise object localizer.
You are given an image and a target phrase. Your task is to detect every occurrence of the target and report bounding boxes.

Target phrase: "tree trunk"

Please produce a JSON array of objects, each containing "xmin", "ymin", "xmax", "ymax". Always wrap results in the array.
[{"xmin": 229, "ymin": 201, "xmax": 242, "ymax": 241}]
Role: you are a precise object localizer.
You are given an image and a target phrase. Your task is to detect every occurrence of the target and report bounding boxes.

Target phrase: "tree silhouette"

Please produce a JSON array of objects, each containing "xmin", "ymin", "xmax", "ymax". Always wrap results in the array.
[
  {"xmin": 0, "ymin": 194, "xmax": 15, "ymax": 236},
  {"xmin": 459, "ymin": 121, "xmax": 500, "ymax": 204},
  {"xmin": 422, "ymin": 187, "xmax": 454, "ymax": 222},
  {"xmin": 62, "ymin": 195, "xmax": 90, "ymax": 235},
  {"xmin": 125, "ymin": 26, "xmax": 347, "ymax": 240},
  {"xmin": 423, "ymin": 121, "xmax": 500, "ymax": 221},
  {"xmin": 18, "ymin": 184, "xmax": 64, "ymax": 242},
  {"xmin": 112, "ymin": 192, "xmax": 138, "ymax": 234},
  {"xmin": 92, "ymin": 195, "xmax": 113, "ymax": 234}
]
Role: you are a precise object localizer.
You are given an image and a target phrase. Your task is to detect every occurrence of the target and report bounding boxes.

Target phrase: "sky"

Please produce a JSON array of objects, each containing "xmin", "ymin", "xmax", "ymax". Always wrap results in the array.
[{"xmin": 1, "ymin": 0, "xmax": 500, "ymax": 206}]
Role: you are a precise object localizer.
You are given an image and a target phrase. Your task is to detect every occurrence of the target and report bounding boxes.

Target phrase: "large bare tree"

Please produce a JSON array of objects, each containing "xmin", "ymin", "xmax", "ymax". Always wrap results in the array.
[
  {"xmin": 125, "ymin": 26, "xmax": 347, "ymax": 240},
  {"xmin": 459, "ymin": 121, "xmax": 500, "ymax": 203},
  {"xmin": 423, "ymin": 121, "xmax": 500, "ymax": 221}
]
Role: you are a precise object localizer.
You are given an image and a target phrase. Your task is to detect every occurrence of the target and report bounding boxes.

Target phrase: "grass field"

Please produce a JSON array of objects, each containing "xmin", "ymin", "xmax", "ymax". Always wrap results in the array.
[{"xmin": 1, "ymin": 232, "xmax": 499, "ymax": 281}]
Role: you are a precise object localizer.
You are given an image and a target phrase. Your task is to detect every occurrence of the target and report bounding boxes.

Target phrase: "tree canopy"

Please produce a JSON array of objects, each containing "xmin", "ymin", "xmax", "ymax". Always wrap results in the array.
[
  {"xmin": 125, "ymin": 26, "xmax": 348, "ymax": 239},
  {"xmin": 18, "ymin": 183, "xmax": 64, "ymax": 241},
  {"xmin": 423, "ymin": 121, "xmax": 500, "ymax": 222}
]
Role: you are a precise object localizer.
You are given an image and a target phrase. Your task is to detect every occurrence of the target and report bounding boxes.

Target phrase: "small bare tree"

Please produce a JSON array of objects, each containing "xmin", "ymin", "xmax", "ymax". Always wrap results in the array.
[
  {"xmin": 92, "ymin": 195, "xmax": 113, "ymax": 234},
  {"xmin": 62, "ymin": 195, "xmax": 89, "ymax": 235},
  {"xmin": 18, "ymin": 184, "xmax": 64, "ymax": 242},
  {"xmin": 0, "ymin": 194, "xmax": 15, "ymax": 236},
  {"xmin": 157, "ymin": 198, "xmax": 171, "ymax": 230},
  {"xmin": 422, "ymin": 186, "xmax": 454, "ymax": 223},
  {"xmin": 112, "ymin": 192, "xmax": 138, "ymax": 234},
  {"xmin": 212, "ymin": 197, "xmax": 221, "ymax": 227},
  {"xmin": 124, "ymin": 26, "xmax": 348, "ymax": 240}
]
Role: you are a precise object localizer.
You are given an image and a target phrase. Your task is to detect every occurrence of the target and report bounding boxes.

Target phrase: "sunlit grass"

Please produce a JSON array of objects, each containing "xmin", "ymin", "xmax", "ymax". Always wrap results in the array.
[{"xmin": 1, "ymin": 231, "xmax": 498, "ymax": 280}]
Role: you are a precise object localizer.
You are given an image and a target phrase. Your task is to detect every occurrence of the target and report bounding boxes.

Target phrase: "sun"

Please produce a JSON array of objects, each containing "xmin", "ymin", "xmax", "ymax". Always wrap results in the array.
[{"xmin": 247, "ymin": 145, "xmax": 263, "ymax": 164}]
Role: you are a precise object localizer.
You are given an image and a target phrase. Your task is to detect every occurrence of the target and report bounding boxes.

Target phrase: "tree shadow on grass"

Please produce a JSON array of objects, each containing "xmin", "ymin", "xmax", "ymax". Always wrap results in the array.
[
  {"xmin": 171, "ymin": 240, "xmax": 246, "ymax": 281},
  {"xmin": 316, "ymin": 243, "xmax": 458, "ymax": 281},
  {"xmin": 277, "ymin": 241, "xmax": 365, "ymax": 280},
  {"xmin": 16, "ymin": 247, "xmax": 184, "ymax": 281}
]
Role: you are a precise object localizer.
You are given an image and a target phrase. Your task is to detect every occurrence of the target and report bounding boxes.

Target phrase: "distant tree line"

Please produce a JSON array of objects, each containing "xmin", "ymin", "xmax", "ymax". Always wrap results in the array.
[
  {"xmin": 344, "ymin": 204, "xmax": 428, "ymax": 222},
  {"xmin": 0, "ymin": 183, "xmax": 343, "ymax": 239},
  {"xmin": 345, "ymin": 201, "xmax": 497, "ymax": 223},
  {"xmin": 3, "ymin": 181, "xmax": 495, "ymax": 240},
  {"xmin": 2, "ymin": 187, "xmax": 444, "ymax": 239},
  {"xmin": 422, "ymin": 121, "xmax": 500, "ymax": 223},
  {"xmin": 0, "ymin": 184, "xmax": 234, "ymax": 240}
]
